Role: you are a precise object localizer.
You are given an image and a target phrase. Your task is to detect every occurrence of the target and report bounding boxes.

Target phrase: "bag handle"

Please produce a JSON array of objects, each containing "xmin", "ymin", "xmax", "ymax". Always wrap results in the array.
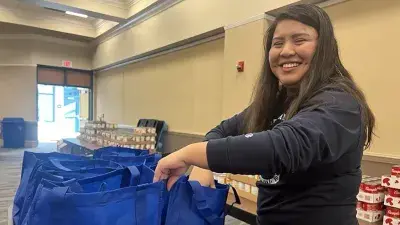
[
  {"xmin": 189, "ymin": 181, "xmax": 224, "ymax": 224},
  {"xmin": 53, "ymin": 186, "xmax": 70, "ymax": 199},
  {"xmin": 225, "ymin": 185, "xmax": 241, "ymax": 215},
  {"xmin": 47, "ymin": 159, "xmax": 73, "ymax": 171},
  {"xmin": 121, "ymin": 166, "xmax": 141, "ymax": 187},
  {"xmin": 62, "ymin": 179, "xmax": 84, "ymax": 192}
]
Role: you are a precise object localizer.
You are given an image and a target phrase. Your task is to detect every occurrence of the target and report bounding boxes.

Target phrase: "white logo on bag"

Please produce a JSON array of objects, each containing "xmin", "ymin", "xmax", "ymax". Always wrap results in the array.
[
  {"xmin": 260, "ymin": 174, "xmax": 280, "ymax": 184},
  {"xmin": 245, "ymin": 133, "xmax": 253, "ymax": 138}
]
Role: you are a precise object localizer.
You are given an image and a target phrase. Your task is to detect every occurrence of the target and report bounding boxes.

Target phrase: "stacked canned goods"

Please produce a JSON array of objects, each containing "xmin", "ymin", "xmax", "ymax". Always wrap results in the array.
[
  {"xmin": 382, "ymin": 165, "xmax": 400, "ymax": 225},
  {"xmin": 216, "ymin": 173, "xmax": 259, "ymax": 201},
  {"xmin": 356, "ymin": 175, "xmax": 385, "ymax": 223}
]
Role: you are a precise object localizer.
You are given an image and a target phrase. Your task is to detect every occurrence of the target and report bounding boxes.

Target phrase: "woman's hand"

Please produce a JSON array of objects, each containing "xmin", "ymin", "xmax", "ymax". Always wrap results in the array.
[
  {"xmin": 189, "ymin": 166, "xmax": 216, "ymax": 188},
  {"xmin": 153, "ymin": 142, "xmax": 209, "ymax": 190}
]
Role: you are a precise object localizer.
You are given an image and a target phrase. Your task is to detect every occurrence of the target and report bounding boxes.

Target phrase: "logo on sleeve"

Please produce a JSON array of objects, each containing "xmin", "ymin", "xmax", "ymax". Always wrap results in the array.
[
  {"xmin": 260, "ymin": 174, "xmax": 280, "ymax": 185},
  {"xmin": 245, "ymin": 133, "xmax": 253, "ymax": 138}
]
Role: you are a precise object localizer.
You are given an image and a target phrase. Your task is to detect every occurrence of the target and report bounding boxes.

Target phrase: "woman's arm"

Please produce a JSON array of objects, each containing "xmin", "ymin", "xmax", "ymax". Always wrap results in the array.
[
  {"xmin": 189, "ymin": 110, "xmax": 246, "ymax": 186},
  {"xmin": 207, "ymin": 91, "xmax": 362, "ymax": 175},
  {"xmin": 154, "ymin": 91, "xmax": 363, "ymax": 184}
]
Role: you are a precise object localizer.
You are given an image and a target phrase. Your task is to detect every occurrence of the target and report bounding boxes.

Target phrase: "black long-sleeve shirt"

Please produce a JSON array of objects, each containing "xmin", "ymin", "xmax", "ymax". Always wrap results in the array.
[{"xmin": 205, "ymin": 89, "xmax": 364, "ymax": 225}]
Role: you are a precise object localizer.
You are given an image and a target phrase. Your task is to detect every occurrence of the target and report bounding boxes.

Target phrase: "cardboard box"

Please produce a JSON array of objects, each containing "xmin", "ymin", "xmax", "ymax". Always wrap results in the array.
[
  {"xmin": 228, "ymin": 174, "xmax": 257, "ymax": 186},
  {"xmin": 382, "ymin": 175, "xmax": 400, "ymax": 189},
  {"xmin": 357, "ymin": 190, "xmax": 385, "ymax": 203},
  {"xmin": 385, "ymin": 195, "xmax": 400, "ymax": 209},
  {"xmin": 383, "ymin": 215, "xmax": 400, "ymax": 225},
  {"xmin": 356, "ymin": 209, "xmax": 384, "ymax": 223}
]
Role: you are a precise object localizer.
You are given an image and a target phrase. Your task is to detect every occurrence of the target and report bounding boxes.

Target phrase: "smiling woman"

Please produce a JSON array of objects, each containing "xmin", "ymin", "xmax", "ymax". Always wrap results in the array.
[
  {"xmin": 269, "ymin": 20, "xmax": 318, "ymax": 87},
  {"xmin": 154, "ymin": 4, "xmax": 375, "ymax": 225}
]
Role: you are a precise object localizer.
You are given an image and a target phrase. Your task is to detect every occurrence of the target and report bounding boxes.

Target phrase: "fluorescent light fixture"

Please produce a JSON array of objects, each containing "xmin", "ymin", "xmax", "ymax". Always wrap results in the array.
[{"xmin": 66, "ymin": 11, "xmax": 88, "ymax": 18}]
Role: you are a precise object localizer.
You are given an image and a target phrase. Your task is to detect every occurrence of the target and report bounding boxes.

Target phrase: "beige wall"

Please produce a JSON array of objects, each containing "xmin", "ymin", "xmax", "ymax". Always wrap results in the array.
[
  {"xmin": 222, "ymin": 18, "xmax": 267, "ymax": 119},
  {"xmin": 96, "ymin": 39, "xmax": 224, "ymax": 134},
  {"xmin": 0, "ymin": 37, "xmax": 92, "ymax": 122},
  {"xmin": 0, "ymin": 66, "xmax": 37, "ymax": 121},
  {"xmin": 325, "ymin": 0, "xmax": 400, "ymax": 156},
  {"xmin": 0, "ymin": 38, "xmax": 92, "ymax": 70},
  {"xmin": 95, "ymin": 68, "xmax": 124, "ymax": 123},
  {"xmin": 93, "ymin": 0, "xmax": 299, "ymax": 68}
]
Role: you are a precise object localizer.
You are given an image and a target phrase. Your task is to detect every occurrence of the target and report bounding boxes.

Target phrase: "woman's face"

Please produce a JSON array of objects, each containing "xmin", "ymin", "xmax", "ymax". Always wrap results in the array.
[{"xmin": 269, "ymin": 19, "xmax": 318, "ymax": 87}]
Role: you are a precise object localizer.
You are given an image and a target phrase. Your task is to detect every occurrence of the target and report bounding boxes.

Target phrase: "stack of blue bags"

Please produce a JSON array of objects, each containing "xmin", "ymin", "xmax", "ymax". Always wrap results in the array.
[{"xmin": 12, "ymin": 147, "xmax": 234, "ymax": 225}]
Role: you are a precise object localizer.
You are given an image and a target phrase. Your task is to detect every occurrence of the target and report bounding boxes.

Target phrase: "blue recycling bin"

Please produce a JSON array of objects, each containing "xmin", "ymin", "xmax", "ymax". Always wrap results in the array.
[{"xmin": 2, "ymin": 118, "xmax": 25, "ymax": 148}]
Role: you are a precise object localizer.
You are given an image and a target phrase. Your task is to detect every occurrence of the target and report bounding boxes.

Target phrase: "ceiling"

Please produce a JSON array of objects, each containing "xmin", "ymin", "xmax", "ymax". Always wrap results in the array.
[{"xmin": 0, "ymin": 0, "xmax": 143, "ymax": 42}]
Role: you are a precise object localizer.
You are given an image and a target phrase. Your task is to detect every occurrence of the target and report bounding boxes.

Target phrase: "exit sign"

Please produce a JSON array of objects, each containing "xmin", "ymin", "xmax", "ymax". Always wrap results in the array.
[{"xmin": 62, "ymin": 60, "xmax": 72, "ymax": 68}]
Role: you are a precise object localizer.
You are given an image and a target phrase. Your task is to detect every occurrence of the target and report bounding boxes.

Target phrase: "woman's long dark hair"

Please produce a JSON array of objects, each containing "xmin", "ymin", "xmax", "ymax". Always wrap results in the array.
[{"xmin": 245, "ymin": 4, "xmax": 375, "ymax": 148}]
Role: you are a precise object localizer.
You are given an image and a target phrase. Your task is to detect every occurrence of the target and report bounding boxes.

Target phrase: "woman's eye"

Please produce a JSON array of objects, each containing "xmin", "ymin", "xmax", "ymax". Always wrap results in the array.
[
  {"xmin": 294, "ymin": 39, "xmax": 306, "ymax": 44},
  {"xmin": 273, "ymin": 42, "xmax": 283, "ymax": 47}
]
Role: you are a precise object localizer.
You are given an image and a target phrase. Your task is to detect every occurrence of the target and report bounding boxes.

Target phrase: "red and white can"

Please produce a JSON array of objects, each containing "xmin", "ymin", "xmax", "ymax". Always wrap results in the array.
[
  {"xmin": 388, "ymin": 188, "xmax": 400, "ymax": 197},
  {"xmin": 386, "ymin": 207, "xmax": 400, "ymax": 218},
  {"xmin": 360, "ymin": 177, "xmax": 378, "ymax": 191},
  {"xmin": 392, "ymin": 165, "xmax": 400, "ymax": 177},
  {"xmin": 362, "ymin": 202, "xmax": 384, "ymax": 211},
  {"xmin": 363, "ymin": 181, "xmax": 382, "ymax": 193}
]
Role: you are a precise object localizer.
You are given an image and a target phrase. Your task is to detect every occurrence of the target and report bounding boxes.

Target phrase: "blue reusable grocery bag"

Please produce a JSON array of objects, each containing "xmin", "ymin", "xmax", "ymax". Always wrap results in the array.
[
  {"xmin": 46, "ymin": 158, "xmax": 123, "ymax": 171},
  {"xmin": 46, "ymin": 167, "xmax": 115, "ymax": 179},
  {"xmin": 17, "ymin": 161, "xmax": 132, "ymax": 225},
  {"xmin": 101, "ymin": 153, "xmax": 161, "ymax": 169},
  {"xmin": 17, "ymin": 167, "xmax": 130, "ymax": 225},
  {"xmin": 164, "ymin": 176, "xmax": 233, "ymax": 225},
  {"xmin": 22, "ymin": 170, "xmax": 166, "ymax": 225},
  {"xmin": 93, "ymin": 146, "xmax": 149, "ymax": 159},
  {"xmin": 13, "ymin": 152, "xmax": 87, "ymax": 225}
]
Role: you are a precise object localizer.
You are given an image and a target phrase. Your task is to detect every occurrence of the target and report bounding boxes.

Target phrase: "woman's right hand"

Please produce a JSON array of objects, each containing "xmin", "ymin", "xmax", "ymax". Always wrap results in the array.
[{"xmin": 189, "ymin": 166, "xmax": 216, "ymax": 188}]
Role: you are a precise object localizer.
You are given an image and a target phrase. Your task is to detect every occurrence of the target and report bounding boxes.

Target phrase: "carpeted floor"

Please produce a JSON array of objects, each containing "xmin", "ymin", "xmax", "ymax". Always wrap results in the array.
[{"xmin": 0, "ymin": 142, "xmax": 248, "ymax": 225}]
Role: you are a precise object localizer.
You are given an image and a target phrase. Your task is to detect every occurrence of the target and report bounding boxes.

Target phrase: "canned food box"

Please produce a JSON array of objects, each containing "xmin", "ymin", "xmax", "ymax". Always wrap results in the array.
[
  {"xmin": 384, "ymin": 195, "xmax": 400, "ymax": 208},
  {"xmin": 382, "ymin": 175, "xmax": 400, "ymax": 189},
  {"xmin": 388, "ymin": 188, "xmax": 400, "ymax": 197},
  {"xmin": 392, "ymin": 165, "xmax": 400, "ymax": 177},
  {"xmin": 238, "ymin": 182, "xmax": 245, "ymax": 191},
  {"xmin": 357, "ymin": 190, "xmax": 384, "ymax": 203},
  {"xmin": 245, "ymin": 184, "xmax": 251, "ymax": 193},
  {"xmin": 384, "ymin": 215, "xmax": 400, "ymax": 225},
  {"xmin": 357, "ymin": 209, "xmax": 384, "ymax": 223},
  {"xmin": 362, "ymin": 202, "xmax": 384, "ymax": 211},
  {"xmin": 232, "ymin": 180, "xmax": 238, "ymax": 188},
  {"xmin": 386, "ymin": 207, "xmax": 400, "ymax": 218},
  {"xmin": 251, "ymin": 186, "xmax": 258, "ymax": 196}
]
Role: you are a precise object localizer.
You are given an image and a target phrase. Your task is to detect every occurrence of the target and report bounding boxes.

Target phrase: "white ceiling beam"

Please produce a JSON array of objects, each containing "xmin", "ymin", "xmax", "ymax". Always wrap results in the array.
[{"xmin": 19, "ymin": 0, "xmax": 127, "ymax": 23}]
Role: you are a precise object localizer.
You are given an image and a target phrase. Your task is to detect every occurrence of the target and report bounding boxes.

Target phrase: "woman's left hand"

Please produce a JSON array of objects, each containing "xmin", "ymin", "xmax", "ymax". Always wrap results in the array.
[{"xmin": 153, "ymin": 142, "xmax": 209, "ymax": 190}]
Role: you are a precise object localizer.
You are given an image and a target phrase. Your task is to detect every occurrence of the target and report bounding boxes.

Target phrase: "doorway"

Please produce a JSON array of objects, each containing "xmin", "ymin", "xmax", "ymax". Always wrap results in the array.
[
  {"xmin": 38, "ymin": 85, "xmax": 90, "ymax": 141},
  {"xmin": 37, "ymin": 65, "xmax": 93, "ymax": 142}
]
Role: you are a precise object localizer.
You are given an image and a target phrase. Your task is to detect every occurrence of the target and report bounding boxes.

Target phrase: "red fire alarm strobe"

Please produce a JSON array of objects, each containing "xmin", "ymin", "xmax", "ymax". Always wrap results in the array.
[{"xmin": 236, "ymin": 61, "xmax": 244, "ymax": 72}]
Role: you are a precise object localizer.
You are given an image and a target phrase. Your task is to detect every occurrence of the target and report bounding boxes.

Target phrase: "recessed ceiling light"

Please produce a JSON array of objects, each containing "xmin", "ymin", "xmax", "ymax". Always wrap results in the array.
[{"xmin": 66, "ymin": 11, "xmax": 88, "ymax": 18}]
